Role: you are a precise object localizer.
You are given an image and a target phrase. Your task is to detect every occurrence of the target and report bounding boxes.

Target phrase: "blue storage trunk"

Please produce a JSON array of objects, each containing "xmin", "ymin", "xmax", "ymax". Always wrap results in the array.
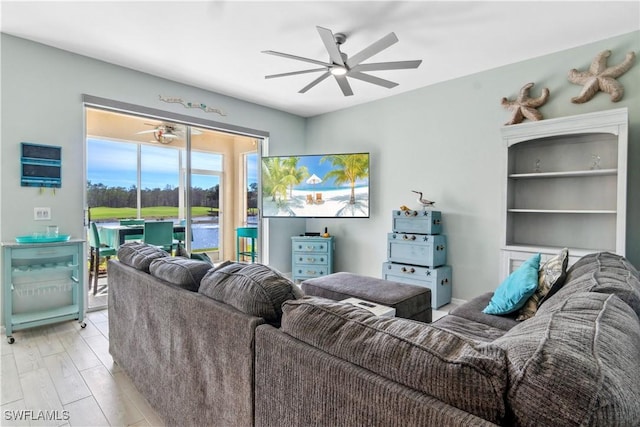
[
  {"xmin": 382, "ymin": 262, "xmax": 452, "ymax": 308},
  {"xmin": 387, "ymin": 233, "xmax": 446, "ymax": 268},
  {"xmin": 392, "ymin": 210, "xmax": 442, "ymax": 235}
]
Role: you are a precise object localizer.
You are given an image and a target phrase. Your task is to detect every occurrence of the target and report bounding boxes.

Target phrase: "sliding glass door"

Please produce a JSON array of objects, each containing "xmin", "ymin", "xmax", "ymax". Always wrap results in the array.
[{"xmin": 85, "ymin": 107, "xmax": 260, "ymax": 310}]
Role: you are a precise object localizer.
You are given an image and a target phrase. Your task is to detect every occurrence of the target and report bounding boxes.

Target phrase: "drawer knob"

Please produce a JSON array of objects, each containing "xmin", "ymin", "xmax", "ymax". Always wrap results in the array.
[
  {"xmin": 402, "ymin": 234, "xmax": 416, "ymax": 241},
  {"xmin": 401, "ymin": 267, "xmax": 415, "ymax": 274},
  {"xmin": 404, "ymin": 210, "xmax": 418, "ymax": 217},
  {"xmin": 440, "ymin": 278, "xmax": 449, "ymax": 285}
]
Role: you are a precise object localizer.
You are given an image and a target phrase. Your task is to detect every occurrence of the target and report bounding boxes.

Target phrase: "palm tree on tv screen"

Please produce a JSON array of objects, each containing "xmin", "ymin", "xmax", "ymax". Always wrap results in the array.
[
  {"xmin": 321, "ymin": 154, "xmax": 369, "ymax": 204},
  {"xmin": 282, "ymin": 157, "xmax": 309, "ymax": 198},
  {"xmin": 262, "ymin": 157, "xmax": 308, "ymax": 203}
]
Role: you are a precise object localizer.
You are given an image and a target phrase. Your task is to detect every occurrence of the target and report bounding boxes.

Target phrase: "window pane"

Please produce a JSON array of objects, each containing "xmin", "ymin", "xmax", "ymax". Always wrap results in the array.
[
  {"xmin": 87, "ymin": 139, "xmax": 137, "ymax": 218},
  {"xmin": 140, "ymin": 145, "xmax": 179, "ymax": 219}
]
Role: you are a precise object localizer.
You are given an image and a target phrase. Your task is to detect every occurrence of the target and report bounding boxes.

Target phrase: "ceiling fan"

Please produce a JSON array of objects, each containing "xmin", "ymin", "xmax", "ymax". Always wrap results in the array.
[
  {"xmin": 262, "ymin": 26, "xmax": 422, "ymax": 96},
  {"xmin": 136, "ymin": 122, "xmax": 201, "ymax": 144}
]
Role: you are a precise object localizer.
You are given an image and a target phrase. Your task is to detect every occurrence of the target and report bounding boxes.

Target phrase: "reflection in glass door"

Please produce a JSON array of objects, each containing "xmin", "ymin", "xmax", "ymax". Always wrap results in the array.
[
  {"xmin": 190, "ymin": 172, "xmax": 222, "ymax": 260},
  {"xmin": 190, "ymin": 148, "xmax": 223, "ymax": 261}
]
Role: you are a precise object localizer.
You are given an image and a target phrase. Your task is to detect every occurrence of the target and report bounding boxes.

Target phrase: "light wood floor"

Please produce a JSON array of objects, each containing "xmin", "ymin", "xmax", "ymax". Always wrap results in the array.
[{"xmin": 1, "ymin": 310, "xmax": 164, "ymax": 427}]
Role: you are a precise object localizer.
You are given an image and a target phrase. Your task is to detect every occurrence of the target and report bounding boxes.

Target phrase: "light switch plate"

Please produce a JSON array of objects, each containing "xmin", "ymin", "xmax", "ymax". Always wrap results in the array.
[{"xmin": 34, "ymin": 207, "xmax": 51, "ymax": 220}]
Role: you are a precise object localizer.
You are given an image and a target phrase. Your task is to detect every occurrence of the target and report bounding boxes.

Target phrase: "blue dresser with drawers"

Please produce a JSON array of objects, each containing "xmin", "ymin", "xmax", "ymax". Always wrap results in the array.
[
  {"xmin": 382, "ymin": 210, "xmax": 452, "ymax": 308},
  {"xmin": 291, "ymin": 236, "xmax": 334, "ymax": 283}
]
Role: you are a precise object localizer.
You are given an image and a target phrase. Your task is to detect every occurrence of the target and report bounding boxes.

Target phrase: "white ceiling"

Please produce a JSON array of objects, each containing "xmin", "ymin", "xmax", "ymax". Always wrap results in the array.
[{"xmin": 1, "ymin": 1, "xmax": 638, "ymax": 117}]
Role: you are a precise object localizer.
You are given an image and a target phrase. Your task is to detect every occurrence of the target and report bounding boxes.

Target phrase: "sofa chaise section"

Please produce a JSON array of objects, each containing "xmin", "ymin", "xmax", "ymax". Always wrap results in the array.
[{"xmin": 255, "ymin": 324, "xmax": 498, "ymax": 427}]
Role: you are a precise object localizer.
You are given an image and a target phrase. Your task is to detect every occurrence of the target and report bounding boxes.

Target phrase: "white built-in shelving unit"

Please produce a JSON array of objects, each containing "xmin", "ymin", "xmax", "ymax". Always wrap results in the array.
[{"xmin": 499, "ymin": 108, "xmax": 628, "ymax": 279}]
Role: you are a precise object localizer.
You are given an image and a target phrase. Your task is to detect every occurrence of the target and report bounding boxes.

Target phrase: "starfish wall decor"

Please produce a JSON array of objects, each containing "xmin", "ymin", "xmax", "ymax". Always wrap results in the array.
[
  {"xmin": 500, "ymin": 82, "xmax": 550, "ymax": 125},
  {"xmin": 567, "ymin": 50, "xmax": 636, "ymax": 104}
]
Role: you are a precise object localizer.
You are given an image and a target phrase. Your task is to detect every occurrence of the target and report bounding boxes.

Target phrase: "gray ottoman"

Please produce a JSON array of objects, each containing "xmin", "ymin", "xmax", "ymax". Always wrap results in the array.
[{"xmin": 301, "ymin": 272, "xmax": 432, "ymax": 323}]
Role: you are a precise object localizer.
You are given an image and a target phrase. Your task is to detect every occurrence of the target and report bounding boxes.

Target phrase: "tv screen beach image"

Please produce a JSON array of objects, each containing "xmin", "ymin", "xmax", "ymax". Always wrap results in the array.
[{"xmin": 261, "ymin": 153, "xmax": 369, "ymax": 218}]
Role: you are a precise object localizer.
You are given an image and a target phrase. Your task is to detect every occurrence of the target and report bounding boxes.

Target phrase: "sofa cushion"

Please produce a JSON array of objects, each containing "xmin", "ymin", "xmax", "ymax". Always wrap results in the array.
[
  {"xmin": 149, "ymin": 257, "xmax": 213, "ymax": 292},
  {"xmin": 198, "ymin": 262, "xmax": 302, "ymax": 326},
  {"xmin": 281, "ymin": 297, "xmax": 508, "ymax": 424},
  {"xmin": 540, "ymin": 252, "xmax": 640, "ymax": 317},
  {"xmin": 483, "ymin": 253, "xmax": 540, "ymax": 315},
  {"xmin": 449, "ymin": 292, "xmax": 519, "ymax": 331},
  {"xmin": 517, "ymin": 248, "xmax": 569, "ymax": 321},
  {"xmin": 117, "ymin": 242, "xmax": 170, "ymax": 272},
  {"xmin": 494, "ymin": 292, "xmax": 640, "ymax": 426},
  {"xmin": 433, "ymin": 314, "xmax": 508, "ymax": 342}
]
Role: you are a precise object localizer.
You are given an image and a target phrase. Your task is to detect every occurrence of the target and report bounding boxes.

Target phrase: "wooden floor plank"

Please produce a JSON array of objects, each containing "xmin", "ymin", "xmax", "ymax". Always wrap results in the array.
[
  {"xmin": 43, "ymin": 352, "xmax": 92, "ymax": 405},
  {"xmin": 1, "ymin": 353, "xmax": 23, "ymax": 405},
  {"xmin": 64, "ymin": 396, "xmax": 110, "ymax": 427},
  {"xmin": 56, "ymin": 330, "xmax": 102, "ymax": 372},
  {"xmin": 80, "ymin": 364, "xmax": 145, "ymax": 426}
]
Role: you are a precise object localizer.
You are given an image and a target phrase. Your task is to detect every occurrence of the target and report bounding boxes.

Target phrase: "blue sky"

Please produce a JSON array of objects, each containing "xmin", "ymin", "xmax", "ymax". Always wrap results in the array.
[
  {"xmin": 264, "ymin": 153, "xmax": 369, "ymax": 190},
  {"xmin": 88, "ymin": 139, "xmax": 257, "ymax": 190}
]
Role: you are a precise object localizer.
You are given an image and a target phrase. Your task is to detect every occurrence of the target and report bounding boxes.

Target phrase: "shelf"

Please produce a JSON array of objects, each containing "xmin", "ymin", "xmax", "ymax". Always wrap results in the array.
[
  {"xmin": 508, "ymin": 209, "xmax": 616, "ymax": 214},
  {"xmin": 502, "ymin": 244, "xmax": 594, "ymax": 256},
  {"xmin": 11, "ymin": 305, "xmax": 80, "ymax": 326},
  {"xmin": 500, "ymin": 109, "xmax": 627, "ymax": 279},
  {"xmin": 508, "ymin": 168, "xmax": 617, "ymax": 179}
]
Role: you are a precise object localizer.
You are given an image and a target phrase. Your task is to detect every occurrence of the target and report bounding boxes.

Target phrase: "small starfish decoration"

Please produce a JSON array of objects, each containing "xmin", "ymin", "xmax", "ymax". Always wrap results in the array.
[
  {"xmin": 568, "ymin": 50, "xmax": 635, "ymax": 104},
  {"xmin": 501, "ymin": 82, "xmax": 550, "ymax": 125}
]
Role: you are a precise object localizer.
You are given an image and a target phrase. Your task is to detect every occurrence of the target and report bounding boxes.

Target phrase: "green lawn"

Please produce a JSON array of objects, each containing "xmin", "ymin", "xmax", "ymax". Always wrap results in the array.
[{"xmin": 90, "ymin": 206, "xmax": 217, "ymax": 220}]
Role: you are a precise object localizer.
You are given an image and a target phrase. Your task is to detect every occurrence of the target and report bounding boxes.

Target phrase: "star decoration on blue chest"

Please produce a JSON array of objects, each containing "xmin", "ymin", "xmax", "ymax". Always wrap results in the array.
[
  {"xmin": 501, "ymin": 82, "xmax": 550, "ymax": 125},
  {"xmin": 568, "ymin": 50, "xmax": 636, "ymax": 104}
]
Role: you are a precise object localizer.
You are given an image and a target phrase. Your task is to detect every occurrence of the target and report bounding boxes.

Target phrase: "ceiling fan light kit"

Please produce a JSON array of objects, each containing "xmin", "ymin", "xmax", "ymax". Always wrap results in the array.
[
  {"xmin": 263, "ymin": 26, "xmax": 422, "ymax": 96},
  {"xmin": 136, "ymin": 122, "xmax": 199, "ymax": 144}
]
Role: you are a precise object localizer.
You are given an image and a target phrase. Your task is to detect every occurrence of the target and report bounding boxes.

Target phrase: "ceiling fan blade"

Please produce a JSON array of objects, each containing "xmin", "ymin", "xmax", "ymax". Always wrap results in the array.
[
  {"xmin": 348, "ymin": 71, "xmax": 398, "ymax": 89},
  {"xmin": 351, "ymin": 60, "xmax": 422, "ymax": 72},
  {"xmin": 265, "ymin": 68, "xmax": 327, "ymax": 79},
  {"xmin": 299, "ymin": 71, "xmax": 331, "ymax": 93},
  {"xmin": 346, "ymin": 32, "xmax": 399, "ymax": 68},
  {"xmin": 262, "ymin": 50, "xmax": 331, "ymax": 67},
  {"xmin": 158, "ymin": 132, "xmax": 178, "ymax": 139},
  {"xmin": 316, "ymin": 26, "xmax": 345, "ymax": 66},
  {"xmin": 136, "ymin": 129, "xmax": 157, "ymax": 135},
  {"xmin": 334, "ymin": 75, "xmax": 354, "ymax": 96}
]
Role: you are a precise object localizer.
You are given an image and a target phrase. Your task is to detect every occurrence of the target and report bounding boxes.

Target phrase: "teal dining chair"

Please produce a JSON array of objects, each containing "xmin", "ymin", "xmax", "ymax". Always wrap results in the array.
[
  {"xmin": 119, "ymin": 218, "xmax": 144, "ymax": 242},
  {"xmin": 143, "ymin": 221, "xmax": 175, "ymax": 253},
  {"xmin": 89, "ymin": 222, "xmax": 117, "ymax": 295}
]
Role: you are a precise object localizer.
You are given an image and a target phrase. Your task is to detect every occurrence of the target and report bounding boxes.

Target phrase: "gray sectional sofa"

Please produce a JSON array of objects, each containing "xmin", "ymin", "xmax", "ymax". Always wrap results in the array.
[{"xmin": 108, "ymin": 244, "xmax": 640, "ymax": 426}]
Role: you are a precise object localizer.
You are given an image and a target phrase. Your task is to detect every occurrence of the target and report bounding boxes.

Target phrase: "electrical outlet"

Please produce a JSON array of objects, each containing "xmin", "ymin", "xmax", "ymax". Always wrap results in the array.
[{"xmin": 34, "ymin": 207, "xmax": 51, "ymax": 220}]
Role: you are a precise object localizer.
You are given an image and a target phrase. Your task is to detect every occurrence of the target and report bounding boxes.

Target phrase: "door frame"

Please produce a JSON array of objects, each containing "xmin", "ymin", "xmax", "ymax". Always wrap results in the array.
[{"xmin": 83, "ymin": 95, "xmax": 268, "ymax": 307}]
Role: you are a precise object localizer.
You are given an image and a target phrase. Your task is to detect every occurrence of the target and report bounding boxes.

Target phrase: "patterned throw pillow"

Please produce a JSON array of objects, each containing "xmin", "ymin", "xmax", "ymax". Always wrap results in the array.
[{"xmin": 516, "ymin": 248, "xmax": 569, "ymax": 321}]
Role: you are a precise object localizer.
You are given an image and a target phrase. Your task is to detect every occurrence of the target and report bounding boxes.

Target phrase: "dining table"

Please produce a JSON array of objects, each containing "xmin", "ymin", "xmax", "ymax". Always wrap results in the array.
[{"xmin": 99, "ymin": 223, "xmax": 185, "ymax": 250}]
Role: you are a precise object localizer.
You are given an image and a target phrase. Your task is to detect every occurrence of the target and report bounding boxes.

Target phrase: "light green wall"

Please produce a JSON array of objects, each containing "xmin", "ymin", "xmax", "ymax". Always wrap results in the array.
[
  {"xmin": 0, "ymin": 34, "xmax": 306, "ymax": 272},
  {"xmin": 305, "ymin": 31, "xmax": 640, "ymax": 301},
  {"xmin": 1, "ymin": 31, "xmax": 638, "ymax": 305}
]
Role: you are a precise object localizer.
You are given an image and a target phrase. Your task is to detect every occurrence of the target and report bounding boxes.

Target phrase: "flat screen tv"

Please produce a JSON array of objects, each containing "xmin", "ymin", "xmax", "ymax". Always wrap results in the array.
[{"xmin": 261, "ymin": 152, "xmax": 370, "ymax": 218}]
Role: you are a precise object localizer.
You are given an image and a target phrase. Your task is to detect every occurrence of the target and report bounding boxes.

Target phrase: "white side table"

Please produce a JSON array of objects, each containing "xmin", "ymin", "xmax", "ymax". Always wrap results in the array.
[{"xmin": 342, "ymin": 297, "xmax": 396, "ymax": 317}]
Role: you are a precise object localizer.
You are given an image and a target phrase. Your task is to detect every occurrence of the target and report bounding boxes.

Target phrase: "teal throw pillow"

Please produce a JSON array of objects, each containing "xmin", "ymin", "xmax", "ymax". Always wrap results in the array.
[{"xmin": 483, "ymin": 253, "xmax": 541, "ymax": 315}]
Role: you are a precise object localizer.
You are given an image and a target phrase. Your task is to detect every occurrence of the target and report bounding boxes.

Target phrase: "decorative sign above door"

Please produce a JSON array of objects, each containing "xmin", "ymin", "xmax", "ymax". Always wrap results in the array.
[{"xmin": 159, "ymin": 95, "xmax": 227, "ymax": 116}]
